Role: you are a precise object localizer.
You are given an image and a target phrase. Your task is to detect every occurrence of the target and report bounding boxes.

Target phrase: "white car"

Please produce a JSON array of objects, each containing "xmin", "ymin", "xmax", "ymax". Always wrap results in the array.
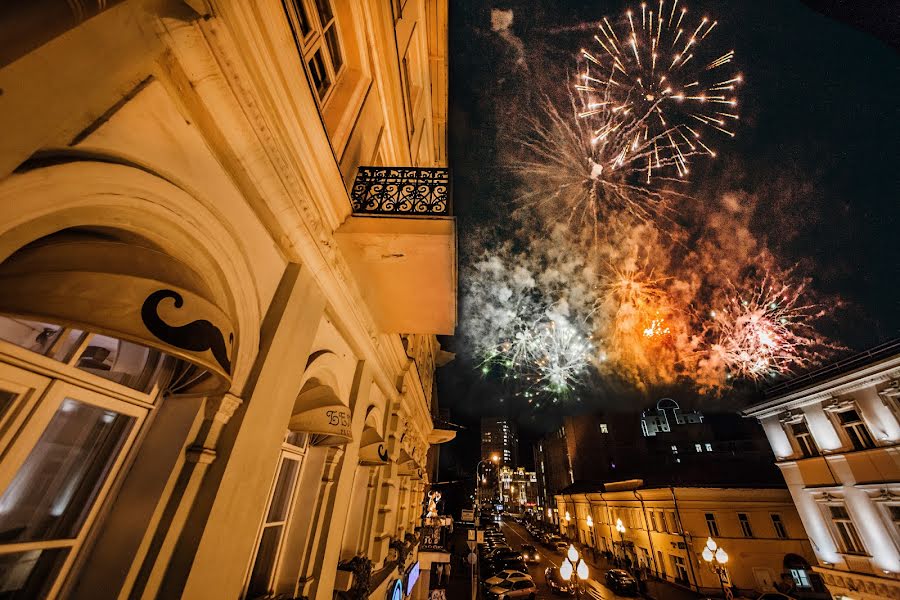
[
  {"xmin": 486, "ymin": 578, "xmax": 538, "ymax": 599},
  {"xmin": 483, "ymin": 570, "xmax": 530, "ymax": 587}
]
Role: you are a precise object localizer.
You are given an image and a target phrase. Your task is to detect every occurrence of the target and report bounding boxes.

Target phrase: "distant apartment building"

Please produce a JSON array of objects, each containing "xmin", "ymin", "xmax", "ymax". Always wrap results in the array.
[
  {"xmin": 744, "ymin": 341, "xmax": 900, "ymax": 600},
  {"xmin": 534, "ymin": 426, "xmax": 573, "ymax": 522},
  {"xmin": 500, "ymin": 466, "xmax": 538, "ymax": 511},
  {"xmin": 556, "ymin": 481, "xmax": 826, "ymax": 599},
  {"xmin": 481, "ymin": 416, "xmax": 519, "ymax": 466}
]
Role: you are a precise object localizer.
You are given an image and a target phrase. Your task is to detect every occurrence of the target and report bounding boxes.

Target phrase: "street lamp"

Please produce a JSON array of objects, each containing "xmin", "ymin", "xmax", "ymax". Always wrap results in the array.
[
  {"xmin": 615, "ymin": 518, "xmax": 627, "ymax": 568},
  {"xmin": 561, "ymin": 544, "xmax": 590, "ymax": 597},
  {"xmin": 474, "ymin": 454, "xmax": 500, "ymax": 517},
  {"xmin": 702, "ymin": 537, "xmax": 730, "ymax": 598}
]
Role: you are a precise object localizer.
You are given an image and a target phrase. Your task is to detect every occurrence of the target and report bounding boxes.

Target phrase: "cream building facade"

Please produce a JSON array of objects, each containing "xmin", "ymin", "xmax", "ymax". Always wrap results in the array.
[
  {"xmin": 744, "ymin": 343, "xmax": 900, "ymax": 600},
  {"xmin": 0, "ymin": 1, "xmax": 454, "ymax": 599},
  {"xmin": 556, "ymin": 483, "xmax": 821, "ymax": 598}
]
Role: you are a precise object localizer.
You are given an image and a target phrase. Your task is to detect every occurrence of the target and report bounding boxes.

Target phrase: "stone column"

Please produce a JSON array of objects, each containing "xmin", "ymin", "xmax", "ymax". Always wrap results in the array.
[{"xmin": 165, "ymin": 263, "xmax": 327, "ymax": 599}]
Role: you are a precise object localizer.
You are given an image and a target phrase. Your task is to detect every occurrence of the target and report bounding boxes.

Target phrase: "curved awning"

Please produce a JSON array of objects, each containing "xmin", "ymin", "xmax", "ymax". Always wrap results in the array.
[
  {"xmin": 0, "ymin": 238, "xmax": 235, "ymax": 394},
  {"xmin": 289, "ymin": 385, "xmax": 352, "ymax": 447},
  {"xmin": 358, "ymin": 427, "xmax": 389, "ymax": 466}
]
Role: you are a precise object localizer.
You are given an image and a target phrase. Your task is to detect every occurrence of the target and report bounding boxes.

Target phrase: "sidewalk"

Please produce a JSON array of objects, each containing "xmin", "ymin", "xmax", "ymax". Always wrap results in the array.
[{"xmin": 578, "ymin": 547, "xmax": 701, "ymax": 600}]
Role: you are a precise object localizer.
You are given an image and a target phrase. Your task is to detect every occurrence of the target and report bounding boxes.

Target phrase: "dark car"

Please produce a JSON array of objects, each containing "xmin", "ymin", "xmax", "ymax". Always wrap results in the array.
[
  {"xmin": 544, "ymin": 566, "xmax": 576, "ymax": 596},
  {"xmin": 605, "ymin": 569, "xmax": 639, "ymax": 595},
  {"xmin": 520, "ymin": 544, "xmax": 541, "ymax": 564},
  {"xmin": 485, "ymin": 558, "xmax": 528, "ymax": 577}
]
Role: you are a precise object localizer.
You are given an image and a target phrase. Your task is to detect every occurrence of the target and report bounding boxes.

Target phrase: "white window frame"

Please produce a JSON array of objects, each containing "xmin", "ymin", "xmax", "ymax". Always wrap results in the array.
[
  {"xmin": 0, "ymin": 362, "xmax": 147, "ymax": 599},
  {"xmin": 826, "ymin": 505, "xmax": 866, "ymax": 555},
  {"xmin": 834, "ymin": 408, "xmax": 876, "ymax": 451},
  {"xmin": 705, "ymin": 513, "xmax": 719, "ymax": 537},
  {"xmin": 284, "ymin": 0, "xmax": 346, "ymax": 107},
  {"xmin": 242, "ymin": 440, "xmax": 307, "ymax": 598}
]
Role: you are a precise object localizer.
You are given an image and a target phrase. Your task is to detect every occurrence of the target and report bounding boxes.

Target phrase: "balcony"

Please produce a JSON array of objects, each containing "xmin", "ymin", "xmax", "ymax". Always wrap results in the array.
[{"xmin": 336, "ymin": 167, "xmax": 456, "ymax": 335}]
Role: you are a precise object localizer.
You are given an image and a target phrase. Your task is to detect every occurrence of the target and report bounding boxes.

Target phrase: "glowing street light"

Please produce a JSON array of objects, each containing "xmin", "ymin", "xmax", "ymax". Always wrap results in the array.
[
  {"xmin": 561, "ymin": 544, "xmax": 590, "ymax": 597},
  {"xmin": 702, "ymin": 537, "xmax": 730, "ymax": 597}
]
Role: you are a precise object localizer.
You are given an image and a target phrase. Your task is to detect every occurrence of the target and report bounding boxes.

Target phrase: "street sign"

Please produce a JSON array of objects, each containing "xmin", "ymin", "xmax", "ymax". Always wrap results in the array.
[
  {"xmin": 467, "ymin": 540, "xmax": 477, "ymax": 550},
  {"xmin": 467, "ymin": 551, "xmax": 477, "ymax": 565},
  {"xmin": 461, "ymin": 509, "xmax": 475, "ymax": 522}
]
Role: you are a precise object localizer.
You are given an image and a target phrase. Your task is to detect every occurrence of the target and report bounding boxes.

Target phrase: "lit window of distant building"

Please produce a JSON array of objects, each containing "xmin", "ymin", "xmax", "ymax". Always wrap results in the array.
[
  {"xmin": 695, "ymin": 443, "xmax": 702, "ymax": 452},
  {"xmin": 599, "ymin": 423, "xmax": 608, "ymax": 434},
  {"xmin": 704, "ymin": 443, "xmax": 712, "ymax": 452}
]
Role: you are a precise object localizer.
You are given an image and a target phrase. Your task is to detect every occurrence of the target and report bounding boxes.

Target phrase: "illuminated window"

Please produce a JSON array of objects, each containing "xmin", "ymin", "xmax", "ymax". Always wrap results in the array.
[
  {"xmin": 704, "ymin": 443, "xmax": 712, "ymax": 452},
  {"xmin": 828, "ymin": 506, "xmax": 864, "ymax": 554},
  {"xmin": 705, "ymin": 513, "xmax": 719, "ymax": 537},
  {"xmin": 285, "ymin": 0, "xmax": 345, "ymax": 104},
  {"xmin": 790, "ymin": 568, "xmax": 811, "ymax": 588},
  {"xmin": 599, "ymin": 423, "xmax": 608, "ymax": 434},
  {"xmin": 790, "ymin": 421, "xmax": 819, "ymax": 458},
  {"xmin": 837, "ymin": 409, "xmax": 875, "ymax": 451},
  {"xmin": 738, "ymin": 513, "xmax": 753, "ymax": 537},
  {"xmin": 695, "ymin": 443, "xmax": 702, "ymax": 452}
]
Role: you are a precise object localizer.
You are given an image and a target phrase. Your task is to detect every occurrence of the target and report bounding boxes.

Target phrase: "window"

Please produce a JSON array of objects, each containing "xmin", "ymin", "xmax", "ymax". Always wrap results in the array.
[
  {"xmin": 889, "ymin": 505, "xmax": 900, "ymax": 536},
  {"xmin": 245, "ymin": 453, "xmax": 303, "ymax": 598},
  {"xmin": 829, "ymin": 506, "xmax": 865, "ymax": 554},
  {"xmin": 771, "ymin": 514, "xmax": 788, "ymax": 539},
  {"xmin": 670, "ymin": 555, "xmax": 689, "ymax": 583},
  {"xmin": 599, "ymin": 423, "xmax": 609, "ymax": 434},
  {"xmin": 837, "ymin": 409, "xmax": 875, "ymax": 451},
  {"xmin": 667, "ymin": 511, "xmax": 681, "ymax": 534},
  {"xmin": 705, "ymin": 513, "xmax": 719, "ymax": 536},
  {"xmin": 738, "ymin": 513, "xmax": 754, "ymax": 537},
  {"xmin": 671, "ymin": 445, "xmax": 678, "ymax": 454},
  {"xmin": 704, "ymin": 443, "xmax": 712, "ymax": 452},
  {"xmin": 0, "ymin": 372, "xmax": 143, "ymax": 599},
  {"xmin": 790, "ymin": 568, "xmax": 811, "ymax": 588},
  {"xmin": 790, "ymin": 421, "xmax": 819, "ymax": 457},
  {"xmin": 658, "ymin": 512, "xmax": 668, "ymax": 533},
  {"xmin": 695, "ymin": 443, "xmax": 702, "ymax": 452},
  {"xmin": 285, "ymin": 0, "xmax": 344, "ymax": 104}
]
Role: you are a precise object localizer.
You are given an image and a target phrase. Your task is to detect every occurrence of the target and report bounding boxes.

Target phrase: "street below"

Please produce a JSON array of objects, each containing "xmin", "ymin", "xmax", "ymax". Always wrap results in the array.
[{"xmin": 497, "ymin": 519, "xmax": 633, "ymax": 600}]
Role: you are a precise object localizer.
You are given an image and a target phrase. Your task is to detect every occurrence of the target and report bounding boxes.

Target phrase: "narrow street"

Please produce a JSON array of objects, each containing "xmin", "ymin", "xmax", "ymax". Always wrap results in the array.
[{"xmin": 498, "ymin": 519, "xmax": 633, "ymax": 600}]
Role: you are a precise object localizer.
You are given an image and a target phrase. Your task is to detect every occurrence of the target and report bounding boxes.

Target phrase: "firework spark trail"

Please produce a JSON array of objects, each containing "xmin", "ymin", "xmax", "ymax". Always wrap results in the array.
[
  {"xmin": 577, "ymin": 0, "xmax": 741, "ymax": 183},
  {"xmin": 702, "ymin": 272, "xmax": 834, "ymax": 381}
]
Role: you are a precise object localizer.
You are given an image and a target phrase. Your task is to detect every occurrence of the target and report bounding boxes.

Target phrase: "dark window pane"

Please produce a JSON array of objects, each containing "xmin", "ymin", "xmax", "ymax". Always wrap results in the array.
[
  {"xmin": 0, "ymin": 399, "xmax": 134, "ymax": 542},
  {"xmin": 246, "ymin": 525, "xmax": 283, "ymax": 598},
  {"xmin": 290, "ymin": 0, "xmax": 312, "ymax": 37},
  {"xmin": 266, "ymin": 458, "xmax": 300, "ymax": 523},
  {"xmin": 0, "ymin": 548, "xmax": 68, "ymax": 599},
  {"xmin": 314, "ymin": 0, "xmax": 334, "ymax": 25},
  {"xmin": 325, "ymin": 25, "xmax": 343, "ymax": 73},
  {"xmin": 308, "ymin": 49, "xmax": 331, "ymax": 99}
]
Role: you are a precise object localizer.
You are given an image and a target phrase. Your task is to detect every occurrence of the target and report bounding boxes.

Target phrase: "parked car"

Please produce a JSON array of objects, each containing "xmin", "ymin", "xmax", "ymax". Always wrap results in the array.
[
  {"xmin": 553, "ymin": 541, "xmax": 569, "ymax": 553},
  {"xmin": 520, "ymin": 544, "xmax": 540, "ymax": 563},
  {"xmin": 544, "ymin": 566, "xmax": 576, "ymax": 596},
  {"xmin": 485, "ymin": 578, "xmax": 538, "ymax": 599},
  {"xmin": 483, "ymin": 570, "xmax": 531, "ymax": 588},
  {"xmin": 485, "ymin": 558, "xmax": 528, "ymax": 577},
  {"xmin": 605, "ymin": 569, "xmax": 639, "ymax": 595}
]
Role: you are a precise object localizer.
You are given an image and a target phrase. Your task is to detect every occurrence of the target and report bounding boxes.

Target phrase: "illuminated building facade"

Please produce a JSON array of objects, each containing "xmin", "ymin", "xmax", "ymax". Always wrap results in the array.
[
  {"xmin": 0, "ymin": 1, "xmax": 454, "ymax": 599},
  {"xmin": 744, "ymin": 342, "xmax": 900, "ymax": 600},
  {"xmin": 556, "ymin": 482, "xmax": 824, "ymax": 598}
]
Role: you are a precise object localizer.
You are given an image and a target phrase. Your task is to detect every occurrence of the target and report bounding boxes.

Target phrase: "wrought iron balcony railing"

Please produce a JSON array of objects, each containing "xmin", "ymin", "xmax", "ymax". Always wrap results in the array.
[{"xmin": 350, "ymin": 167, "xmax": 450, "ymax": 216}]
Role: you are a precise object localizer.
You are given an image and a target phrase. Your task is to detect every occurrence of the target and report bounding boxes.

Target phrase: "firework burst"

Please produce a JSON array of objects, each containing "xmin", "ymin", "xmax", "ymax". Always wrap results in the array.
[
  {"xmin": 703, "ymin": 272, "xmax": 833, "ymax": 381},
  {"xmin": 576, "ymin": 0, "xmax": 741, "ymax": 183}
]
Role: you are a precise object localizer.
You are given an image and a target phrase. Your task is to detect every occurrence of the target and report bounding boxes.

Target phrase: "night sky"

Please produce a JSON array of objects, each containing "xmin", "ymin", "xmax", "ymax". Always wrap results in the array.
[{"xmin": 437, "ymin": 1, "xmax": 899, "ymax": 479}]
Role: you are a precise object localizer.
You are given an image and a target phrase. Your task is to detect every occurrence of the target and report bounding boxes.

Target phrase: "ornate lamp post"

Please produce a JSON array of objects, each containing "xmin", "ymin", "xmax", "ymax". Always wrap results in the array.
[
  {"xmin": 560, "ymin": 544, "xmax": 590, "ymax": 598},
  {"xmin": 702, "ymin": 537, "xmax": 730, "ymax": 599},
  {"xmin": 615, "ymin": 518, "xmax": 627, "ymax": 567}
]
